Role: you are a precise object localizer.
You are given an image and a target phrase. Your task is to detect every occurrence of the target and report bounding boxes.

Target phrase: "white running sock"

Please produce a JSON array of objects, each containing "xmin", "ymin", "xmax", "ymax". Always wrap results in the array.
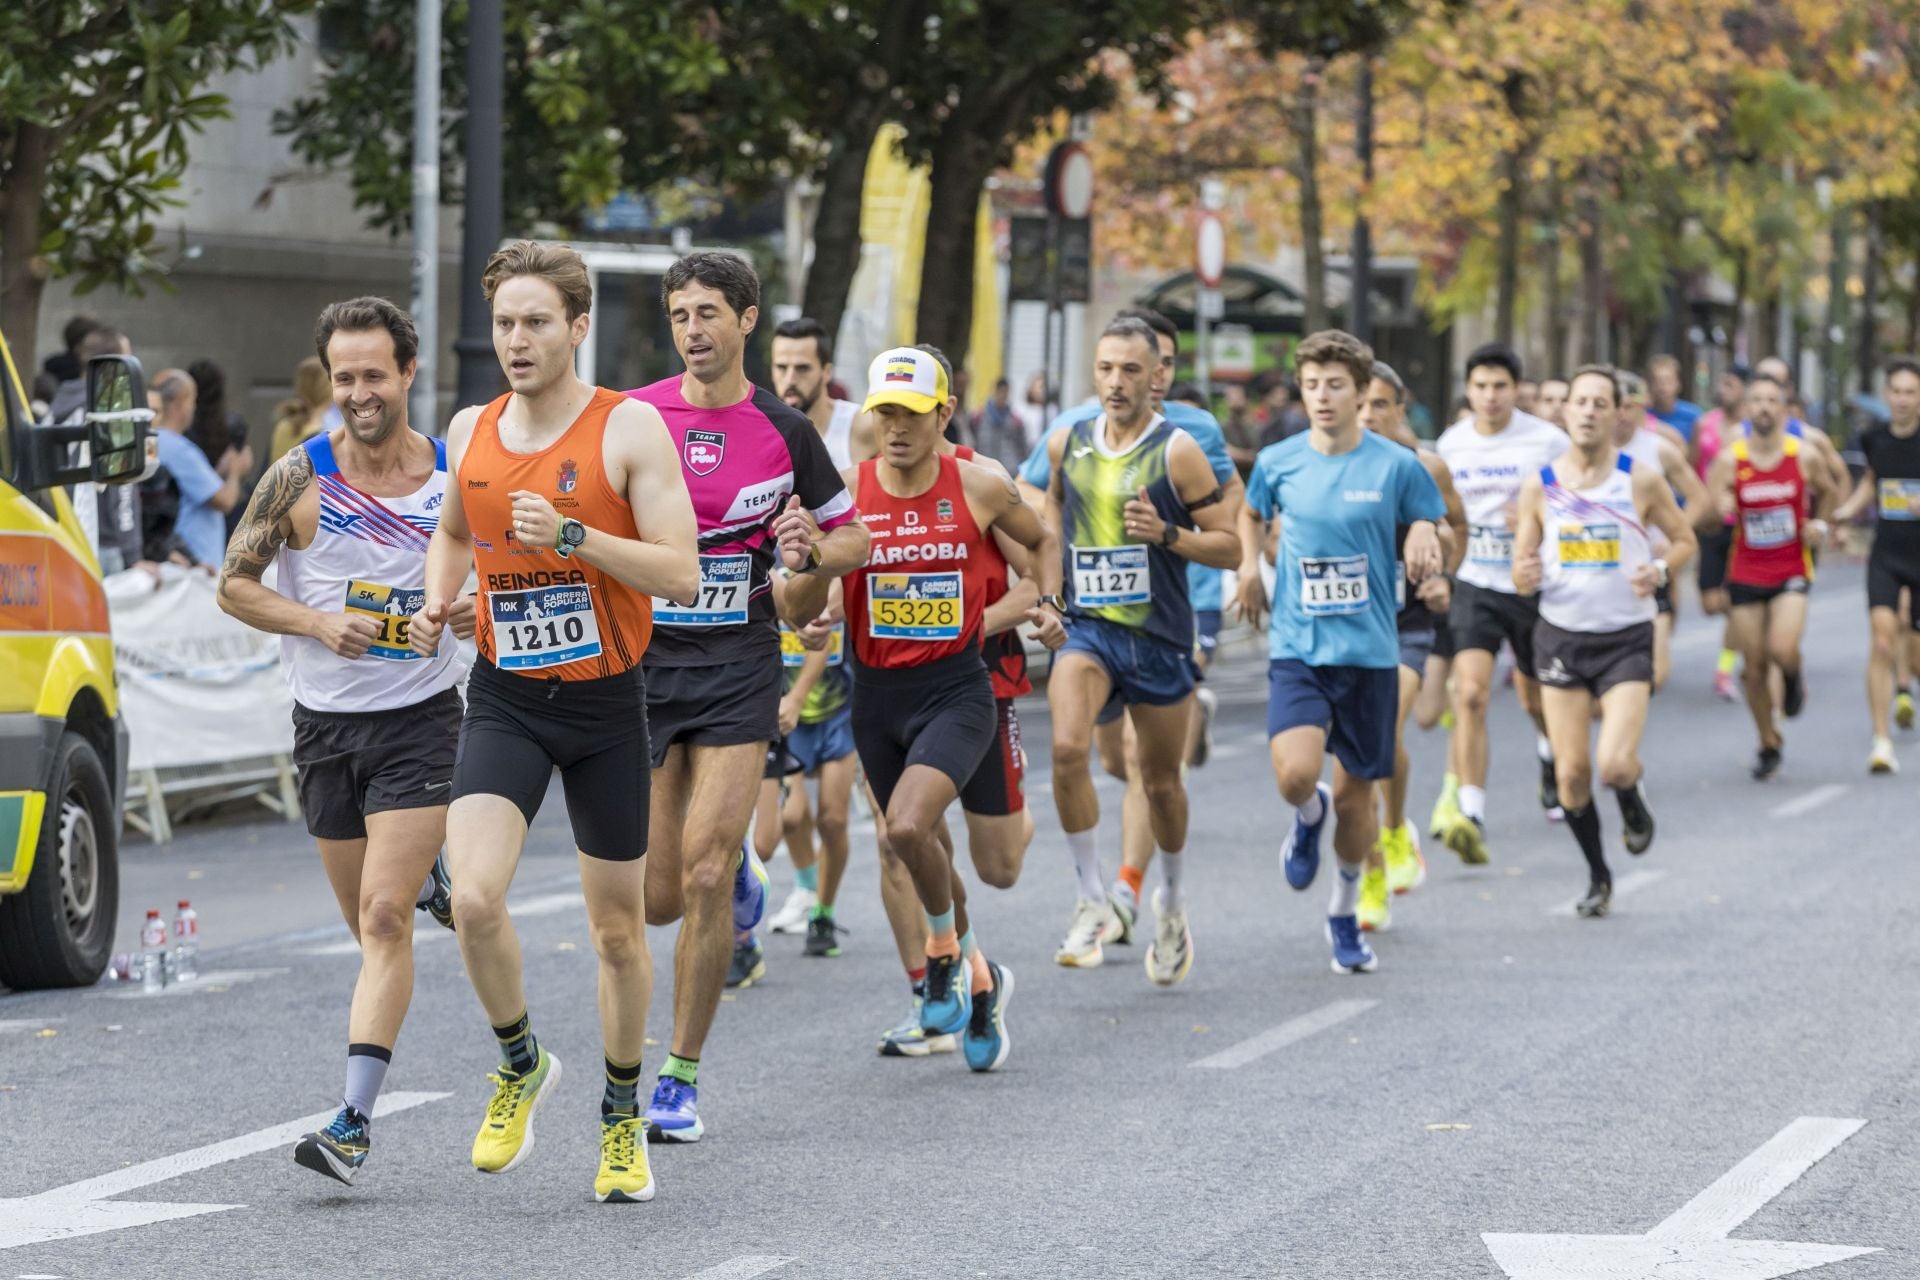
[
  {"xmin": 1458, "ymin": 785, "xmax": 1487, "ymax": 821},
  {"xmin": 1159, "ymin": 849, "xmax": 1185, "ymax": 910},
  {"xmin": 1066, "ymin": 826, "xmax": 1105, "ymax": 903},
  {"xmin": 1536, "ymin": 733, "xmax": 1555, "ymax": 763},
  {"xmin": 1330, "ymin": 859, "xmax": 1363, "ymax": 916},
  {"xmin": 415, "ymin": 874, "xmax": 436, "ymax": 907},
  {"xmin": 1296, "ymin": 787, "xmax": 1327, "ymax": 826}
]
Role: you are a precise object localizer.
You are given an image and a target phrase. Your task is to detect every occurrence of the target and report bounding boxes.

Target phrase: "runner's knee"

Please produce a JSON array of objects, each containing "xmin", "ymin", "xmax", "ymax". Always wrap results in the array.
[
  {"xmin": 451, "ymin": 883, "xmax": 508, "ymax": 934},
  {"xmin": 588, "ymin": 918, "xmax": 645, "ymax": 970},
  {"xmin": 1597, "ymin": 753, "xmax": 1638, "ymax": 791},
  {"xmin": 1053, "ymin": 738, "xmax": 1093, "ymax": 780},
  {"xmin": 357, "ymin": 894, "xmax": 411, "ymax": 947}
]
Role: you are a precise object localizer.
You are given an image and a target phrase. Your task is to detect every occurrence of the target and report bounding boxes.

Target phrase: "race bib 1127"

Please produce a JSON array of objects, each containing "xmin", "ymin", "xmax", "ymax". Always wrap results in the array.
[
  {"xmin": 1468, "ymin": 523, "xmax": 1514, "ymax": 567},
  {"xmin": 1071, "ymin": 545, "xmax": 1151, "ymax": 608}
]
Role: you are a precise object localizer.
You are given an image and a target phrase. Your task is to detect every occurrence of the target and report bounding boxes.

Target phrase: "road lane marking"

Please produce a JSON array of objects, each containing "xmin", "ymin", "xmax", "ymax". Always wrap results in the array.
[
  {"xmin": 1188, "ymin": 999, "xmax": 1376, "ymax": 1070},
  {"xmin": 1483, "ymin": 1116, "xmax": 1874, "ymax": 1277},
  {"xmin": 300, "ymin": 891, "xmax": 584, "ymax": 956},
  {"xmin": 1548, "ymin": 868, "xmax": 1667, "ymax": 916},
  {"xmin": 679, "ymin": 1259, "xmax": 794, "ymax": 1280},
  {"xmin": 0, "ymin": 1019, "xmax": 62, "ymax": 1035},
  {"xmin": 88, "ymin": 969, "xmax": 288, "ymax": 1000},
  {"xmin": 1769, "ymin": 783, "xmax": 1848, "ymax": 820},
  {"xmin": 0, "ymin": 1091, "xmax": 450, "ymax": 1250}
]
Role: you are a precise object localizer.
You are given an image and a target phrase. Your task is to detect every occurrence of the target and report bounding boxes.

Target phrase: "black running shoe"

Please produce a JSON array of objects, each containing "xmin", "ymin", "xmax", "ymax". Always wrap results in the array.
[
  {"xmin": 294, "ymin": 1106, "xmax": 369, "ymax": 1185},
  {"xmin": 803, "ymin": 912, "xmax": 844, "ymax": 958},
  {"xmin": 1538, "ymin": 754, "xmax": 1560, "ymax": 810},
  {"xmin": 1575, "ymin": 880, "xmax": 1612, "ymax": 919},
  {"xmin": 726, "ymin": 934, "xmax": 766, "ymax": 988},
  {"xmin": 1782, "ymin": 669, "xmax": 1806, "ymax": 718},
  {"xmin": 1618, "ymin": 782, "xmax": 1655, "ymax": 855},
  {"xmin": 417, "ymin": 852, "xmax": 455, "ymax": 931},
  {"xmin": 1752, "ymin": 745, "xmax": 1783, "ymax": 780}
]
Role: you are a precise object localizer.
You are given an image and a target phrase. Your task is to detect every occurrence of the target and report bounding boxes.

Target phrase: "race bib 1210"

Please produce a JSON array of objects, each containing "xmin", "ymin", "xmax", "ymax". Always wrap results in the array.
[{"xmin": 490, "ymin": 583, "xmax": 604, "ymax": 670}]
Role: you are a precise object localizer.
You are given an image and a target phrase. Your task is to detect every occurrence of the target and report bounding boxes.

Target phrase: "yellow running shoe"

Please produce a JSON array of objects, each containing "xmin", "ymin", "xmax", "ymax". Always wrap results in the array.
[
  {"xmin": 1382, "ymin": 822, "xmax": 1427, "ymax": 895},
  {"xmin": 1427, "ymin": 778, "xmax": 1460, "ymax": 840},
  {"xmin": 1356, "ymin": 867, "xmax": 1390, "ymax": 932},
  {"xmin": 1444, "ymin": 812, "xmax": 1490, "ymax": 865},
  {"xmin": 472, "ymin": 1049, "xmax": 561, "ymax": 1174},
  {"xmin": 595, "ymin": 1115, "xmax": 656, "ymax": 1203},
  {"xmin": 1897, "ymin": 690, "xmax": 1915, "ymax": 732}
]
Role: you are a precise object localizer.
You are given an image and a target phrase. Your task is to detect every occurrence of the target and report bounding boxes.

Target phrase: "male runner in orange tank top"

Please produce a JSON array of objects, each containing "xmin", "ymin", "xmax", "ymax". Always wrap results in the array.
[{"xmin": 409, "ymin": 241, "xmax": 699, "ymax": 1204}]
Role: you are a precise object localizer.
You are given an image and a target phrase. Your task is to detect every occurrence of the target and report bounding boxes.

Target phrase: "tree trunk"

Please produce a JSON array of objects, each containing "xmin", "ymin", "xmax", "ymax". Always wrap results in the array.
[
  {"xmin": 0, "ymin": 122, "xmax": 53, "ymax": 376},
  {"xmin": 1732, "ymin": 254, "xmax": 1748, "ymax": 360},
  {"xmin": 1495, "ymin": 146, "xmax": 1526, "ymax": 348},
  {"xmin": 801, "ymin": 120, "xmax": 883, "ymax": 342},
  {"xmin": 1577, "ymin": 173, "xmax": 1605, "ymax": 365},
  {"xmin": 1860, "ymin": 198, "xmax": 1882, "ymax": 387},
  {"xmin": 1542, "ymin": 175, "xmax": 1566, "ymax": 376},
  {"xmin": 914, "ymin": 128, "xmax": 999, "ymax": 375},
  {"xmin": 1289, "ymin": 61, "xmax": 1327, "ymax": 334}
]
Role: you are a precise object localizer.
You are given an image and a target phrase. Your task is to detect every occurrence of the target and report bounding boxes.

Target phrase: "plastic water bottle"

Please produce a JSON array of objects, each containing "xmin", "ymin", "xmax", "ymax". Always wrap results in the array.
[
  {"xmin": 172, "ymin": 900, "xmax": 199, "ymax": 983},
  {"xmin": 139, "ymin": 909, "xmax": 167, "ymax": 993}
]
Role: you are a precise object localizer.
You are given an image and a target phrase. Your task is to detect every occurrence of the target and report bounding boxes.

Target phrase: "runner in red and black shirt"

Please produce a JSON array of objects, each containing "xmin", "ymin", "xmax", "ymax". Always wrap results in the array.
[
  {"xmin": 1706, "ymin": 371, "xmax": 1837, "ymax": 779},
  {"xmin": 782, "ymin": 346, "xmax": 1066, "ymax": 1073}
]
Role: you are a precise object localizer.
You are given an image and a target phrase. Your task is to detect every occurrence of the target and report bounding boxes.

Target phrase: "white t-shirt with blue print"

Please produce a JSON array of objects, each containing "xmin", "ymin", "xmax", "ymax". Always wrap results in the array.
[{"xmin": 1246, "ymin": 430, "xmax": 1445, "ymax": 669}]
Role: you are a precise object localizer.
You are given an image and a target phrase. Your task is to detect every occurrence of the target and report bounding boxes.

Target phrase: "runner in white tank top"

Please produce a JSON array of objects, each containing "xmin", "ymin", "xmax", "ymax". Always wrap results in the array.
[
  {"xmin": 1511, "ymin": 366, "xmax": 1697, "ymax": 919},
  {"xmin": 1614, "ymin": 405, "xmax": 1714, "ymax": 691},
  {"xmin": 215, "ymin": 298, "xmax": 474, "ymax": 1186}
]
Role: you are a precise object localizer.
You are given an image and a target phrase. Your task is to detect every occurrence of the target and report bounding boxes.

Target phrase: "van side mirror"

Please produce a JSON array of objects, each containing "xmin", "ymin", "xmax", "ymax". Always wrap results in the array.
[{"xmin": 85, "ymin": 355, "xmax": 152, "ymax": 484}]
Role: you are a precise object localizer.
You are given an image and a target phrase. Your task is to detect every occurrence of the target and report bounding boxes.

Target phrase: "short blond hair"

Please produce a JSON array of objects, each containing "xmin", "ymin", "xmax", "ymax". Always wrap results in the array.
[{"xmin": 483, "ymin": 240, "xmax": 593, "ymax": 322}]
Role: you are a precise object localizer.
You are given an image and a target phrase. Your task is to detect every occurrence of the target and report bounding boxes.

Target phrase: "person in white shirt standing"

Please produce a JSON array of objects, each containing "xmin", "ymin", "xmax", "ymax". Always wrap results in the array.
[
  {"xmin": 1430, "ymin": 344, "xmax": 1572, "ymax": 864},
  {"xmin": 217, "ymin": 297, "xmax": 472, "ymax": 1186}
]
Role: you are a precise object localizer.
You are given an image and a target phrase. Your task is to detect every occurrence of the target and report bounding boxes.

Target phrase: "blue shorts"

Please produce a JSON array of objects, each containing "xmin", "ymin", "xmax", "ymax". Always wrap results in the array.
[
  {"xmin": 1266, "ymin": 659, "xmax": 1398, "ymax": 781},
  {"xmin": 1194, "ymin": 609, "xmax": 1223, "ymax": 658},
  {"xmin": 1063, "ymin": 615, "xmax": 1197, "ymax": 721},
  {"xmin": 788, "ymin": 708, "xmax": 856, "ymax": 775}
]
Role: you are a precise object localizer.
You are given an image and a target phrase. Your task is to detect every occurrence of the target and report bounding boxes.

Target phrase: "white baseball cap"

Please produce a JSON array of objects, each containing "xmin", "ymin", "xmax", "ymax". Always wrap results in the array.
[{"xmin": 862, "ymin": 347, "xmax": 950, "ymax": 415}]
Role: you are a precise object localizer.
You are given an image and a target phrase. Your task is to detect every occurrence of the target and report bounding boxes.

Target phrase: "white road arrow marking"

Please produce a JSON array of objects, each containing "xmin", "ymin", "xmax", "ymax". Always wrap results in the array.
[
  {"xmin": 1483, "ymin": 1117, "xmax": 1876, "ymax": 1279},
  {"xmin": 1188, "ymin": 999, "xmax": 1376, "ymax": 1069},
  {"xmin": 679, "ymin": 1258, "xmax": 794, "ymax": 1280},
  {"xmin": 302, "ymin": 892, "xmax": 584, "ymax": 956},
  {"xmin": 0, "ymin": 1090, "xmax": 450, "ymax": 1251}
]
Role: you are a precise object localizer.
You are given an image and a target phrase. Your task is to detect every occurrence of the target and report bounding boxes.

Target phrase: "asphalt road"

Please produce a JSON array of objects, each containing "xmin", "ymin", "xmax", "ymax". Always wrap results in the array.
[{"xmin": 1, "ymin": 560, "xmax": 1914, "ymax": 1279}]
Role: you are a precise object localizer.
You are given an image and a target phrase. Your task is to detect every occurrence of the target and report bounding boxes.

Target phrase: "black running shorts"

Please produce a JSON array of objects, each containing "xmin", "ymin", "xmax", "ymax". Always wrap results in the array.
[
  {"xmin": 1697, "ymin": 525, "xmax": 1734, "ymax": 592},
  {"xmin": 453, "ymin": 657, "xmax": 650, "ymax": 861},
  {"xmin": 292, "ymin": 688, "xmax": 463, "ymax": 841},
  {"xmin": 1532, "ymin": 618, "xmax": 1654, "ymax": 698},
  {"xmin": 1448, "ymin": 579, "xmax": 1541, "ymax": 674},
  {"xmin": 1728, "ymin": 577, "xmax": 1810, "ymax": 608},
  {"xmin": 645, "ymin": 658, "xmax": 782, "ymax": 768},
  {"xmin": 959, "ymin": 698, "xmax": 1026, "ymax": 817},
  {"xmin": 1867, "ymin": 552, "xmax": 1920, "ymax": 630},
  {"xmin": 850, "ymin": 651, "xmax": 997, "ymax": 812}
]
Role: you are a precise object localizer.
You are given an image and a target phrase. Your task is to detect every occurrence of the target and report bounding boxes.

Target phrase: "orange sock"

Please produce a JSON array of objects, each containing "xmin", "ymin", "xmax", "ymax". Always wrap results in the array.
[
  {"xmin": 968, "ymin": 949, "xmax": 992, "ymax": 994},
  {"xmin": 1117, "ymin": 865, "xmax": 1144, "ymax": 898},
  {"xmin": 926, "ymin": 930, "xmax": 960, "ymax": 959}
]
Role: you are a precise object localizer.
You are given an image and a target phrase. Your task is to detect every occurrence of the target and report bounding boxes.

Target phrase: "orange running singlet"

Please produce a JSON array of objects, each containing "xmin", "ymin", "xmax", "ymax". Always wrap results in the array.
[{"xmin": 461, "ymin": 388, "xmax": 653, "ymax": 679}]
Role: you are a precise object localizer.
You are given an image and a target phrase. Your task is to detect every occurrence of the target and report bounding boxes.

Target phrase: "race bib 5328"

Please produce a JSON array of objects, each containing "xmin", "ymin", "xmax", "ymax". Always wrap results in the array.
[
  {"xmin": 1071, "ymin": 545, "xmax": 1151, "ymax": 608},
  {"xmin": 344, "ymin": 580, "xmax": 425, "ymax": 660},
  {"xmin": 1556, "ymin": 522, "xmax": 1621, "ymax": 569},
  {"xmin": 1300, "ymin": 554, "xmax": 1370, "ymax": 616},
  {"xmin": 490, "ymin": 583, "xmax": 603, "ymax": 670},
  {"xmin": 652, "ymin": 554, "xmax": 751, "ymax": 627},
  {"xmin": 868, "ymin": 571, "xmax": 963, "ymax": 640}
]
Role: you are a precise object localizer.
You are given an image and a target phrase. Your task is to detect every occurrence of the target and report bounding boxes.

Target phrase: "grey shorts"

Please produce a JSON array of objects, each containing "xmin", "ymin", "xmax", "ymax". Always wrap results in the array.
[{"xmin": 1398, "ymin": 629, "xmax": 1435, "ymax": 676}]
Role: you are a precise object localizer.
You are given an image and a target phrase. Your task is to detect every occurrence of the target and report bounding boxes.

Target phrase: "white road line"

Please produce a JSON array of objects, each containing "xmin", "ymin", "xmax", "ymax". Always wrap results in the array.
[
  {"xmin": 0, "ymin": 1091, "xmax": 450, "ymax": 1250},
  {"xmin": 679, "ymin": 1258, "xmax": 794, "ymax": 1280},
  {"xmin": 301, "ymin": 891, "xmax": 584, "ymax": 956},
  {"xmin": 1549, "ymin": 868, "xmax": 1667, "ymax": 916},
  {"xmin": 1769, "ymin": 783, "xmax": 1848, "ymax": 820},
  {"xmin": 89, "ymin": 969, "xmax": 288, "ymax": 1000},
  {"xmin": 1188, "ymin": 999, "xmax": 1376, "ymax": 1070},
  {"xmin": 0, "ymin": 1019, "xmax": 62, "ymax": 1035},
  {"xmin": 1649, "ymin": 1116, "xmax": 1867, "ymax": 1242}
]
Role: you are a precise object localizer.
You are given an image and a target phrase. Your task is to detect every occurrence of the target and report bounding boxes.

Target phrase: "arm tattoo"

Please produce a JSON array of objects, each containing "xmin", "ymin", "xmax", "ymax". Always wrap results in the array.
[{"xmin": 220, "ymin": 447, "xmax": 313, "ymax": 584}]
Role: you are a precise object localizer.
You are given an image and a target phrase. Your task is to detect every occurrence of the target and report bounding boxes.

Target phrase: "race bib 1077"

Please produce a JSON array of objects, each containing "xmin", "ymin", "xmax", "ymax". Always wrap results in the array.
[{"xmin": 652, "ymin": 554, "xmax": 751, "ymax": 627}]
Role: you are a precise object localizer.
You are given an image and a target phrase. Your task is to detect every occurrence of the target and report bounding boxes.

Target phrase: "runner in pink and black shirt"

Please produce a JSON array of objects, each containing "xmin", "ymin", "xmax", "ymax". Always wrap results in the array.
[{"xmin": 622, "ymin": 251, "xmax": 869, "ymax": 1144}]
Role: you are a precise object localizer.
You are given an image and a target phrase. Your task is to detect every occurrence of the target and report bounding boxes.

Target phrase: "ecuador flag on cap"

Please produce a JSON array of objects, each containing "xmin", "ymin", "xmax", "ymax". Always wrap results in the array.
[{"xmin": 862, "ymin": 347, "xmax": 949, "ymax": 415}]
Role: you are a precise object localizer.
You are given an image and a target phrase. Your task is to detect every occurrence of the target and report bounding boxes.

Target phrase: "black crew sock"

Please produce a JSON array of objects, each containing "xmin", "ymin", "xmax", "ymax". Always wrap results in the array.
[
  {"xmin": 603, "ymin": 1056, "xmax": 643, "ymax": 1119},
  {"xmin": 1613, "ymin": 782, "xmax": 1648, "ymax": 825},
  {"xmin": 492, "ymin": 1011, "xmax": 539, "ymax": 1076},
  {"xmin": 1563, "ymin": 803, "xmax": 1610, "ymax": 884}
]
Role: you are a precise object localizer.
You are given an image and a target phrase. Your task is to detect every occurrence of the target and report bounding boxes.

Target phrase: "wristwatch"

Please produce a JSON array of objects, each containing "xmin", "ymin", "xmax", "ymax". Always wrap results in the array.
[
  {"xmin": 555, "ymin": 518, "xmax": 587, "ymax": 559},
  {"xmin": 1159, "ymin": 523, "xmax": 1180, "ymax": 548},
  {"xmin": 797, "ymin": 540, "xmax": 825, "ymax": 574},
  {"xmin": 1039, "ymin": 593, "xmax": 1068, "ymax": 614}
]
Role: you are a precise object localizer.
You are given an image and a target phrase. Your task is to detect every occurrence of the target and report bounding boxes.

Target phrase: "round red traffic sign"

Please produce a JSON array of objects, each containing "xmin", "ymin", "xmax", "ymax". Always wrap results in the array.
[
  {"xmin": 1045, "ymin": 142, "xmax": 1094, "ymax": 219},
  {"xmin": 1196, "ymin": 212, "xmax": 1226, "ymax": 287}
]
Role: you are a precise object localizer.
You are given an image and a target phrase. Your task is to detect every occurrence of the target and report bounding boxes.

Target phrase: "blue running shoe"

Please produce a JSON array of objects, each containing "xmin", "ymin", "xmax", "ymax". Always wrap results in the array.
[
  {"xmin": 962, "ymin": 962, "xmax": 1014, "ymax": 1072},
  {"xmin": 1284, "ymin": 782, "xmax": 1333, "ymax": 891},
  {"xmin": 1326, "ymin": 914, "xmax": 1378, "ymax": 975},
  {"xmin": 293, "ymin": 1105, "xmax": 369, "ymax": 1185},
  {"xmin": 733, "ymin": 842, "xmax": 769, "ymax": 932},
  {"xmin": 919, "ymin": 952, "xmax": 971, "ymax": 1037},
  {"xmin": 644, "ymin": 1076, "xmax": 704, "ymax": 1144}
]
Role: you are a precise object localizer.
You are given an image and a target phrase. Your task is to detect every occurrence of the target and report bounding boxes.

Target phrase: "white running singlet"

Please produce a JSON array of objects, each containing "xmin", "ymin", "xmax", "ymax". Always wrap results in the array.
[
  {"xmin": 823, "ymin": 398, "xmax": 859, "ymax": 470},
  {"xmin": 278, "ymin": 432, "xmax": 466, "ymax": 712},
  {"xmin": 1621, "ymin": 425, "xmax": 1676, "ymax": 552},
  {"xmin": 1537, "ymin": 454, "xmax": 1656, "ymax": 634},
  {"xmin": 1438, "ymin": 410, "xmax": 1572, "ymax": 594}
]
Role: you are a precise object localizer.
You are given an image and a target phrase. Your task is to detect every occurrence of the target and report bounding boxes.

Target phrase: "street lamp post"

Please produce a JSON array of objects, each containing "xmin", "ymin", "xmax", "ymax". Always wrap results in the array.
[
  {"xmin": 455, "ymin": 0, "xmax": 505, "ymax": 414},
  {"xmin": 408, "ymin": 0, "xmax": 439, "ymax": 435}
]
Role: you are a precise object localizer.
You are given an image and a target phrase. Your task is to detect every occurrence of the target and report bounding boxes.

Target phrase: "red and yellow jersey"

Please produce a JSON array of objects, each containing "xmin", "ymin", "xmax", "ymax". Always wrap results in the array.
[
  {"xmin": 1728, "ymin": 437, "xmax": 1813, "ymax": 588},
  {"xmin": 845, "ymin": 454, "xmax": 996, "ymax": 671}
]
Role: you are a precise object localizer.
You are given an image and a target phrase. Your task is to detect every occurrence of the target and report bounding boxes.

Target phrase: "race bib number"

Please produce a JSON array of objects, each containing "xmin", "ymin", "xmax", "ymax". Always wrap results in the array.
[
  {"xmin": 780, "ymin": 622, "xmax": 846, "ymax": 668},
  {"xmin": 1879, "ymin": 478, "xmax": 1920, "ymax": 521},
  {"xmin": 343, "ymin": 580, "xmax": 426, "ymax": 660},
  {"xmin": 868, "ymin": 571, "xmax": 963, "ymax": 640},
  {"xmin": 652, "ymin": 554, "xmax": 750, "ymax": 627},
  {"xmin": 1300, "ymin": 554, "xmax": 1370, "ymax": 616},
  {"xmin": 1393, "ymin": 560, "xmax": 1406, "ymax": 610},
  {"xmin": 1742, "ymin": 505, "xmax": 1797, "ymax": 549},
  {"xmin": 1071, "ymin": 545, "xmax": 1151, "ymax": 607},
  {"xmin": 1557, "ymin": 522, "xmax": 1621, "ymax": 569},
  {"xmin": 490, "ymin": 583, "xmax": 603, "ymax": 670},
  {"xmin": 1468, "ymin": 523, "xmax": 1514, "ymax": 568}
]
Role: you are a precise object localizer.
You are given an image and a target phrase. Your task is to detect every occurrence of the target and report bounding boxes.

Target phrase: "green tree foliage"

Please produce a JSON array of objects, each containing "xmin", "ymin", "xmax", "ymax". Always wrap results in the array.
[{"xmin": 0, "ymin": 0, "xmax": 310, "ymax": 370}]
